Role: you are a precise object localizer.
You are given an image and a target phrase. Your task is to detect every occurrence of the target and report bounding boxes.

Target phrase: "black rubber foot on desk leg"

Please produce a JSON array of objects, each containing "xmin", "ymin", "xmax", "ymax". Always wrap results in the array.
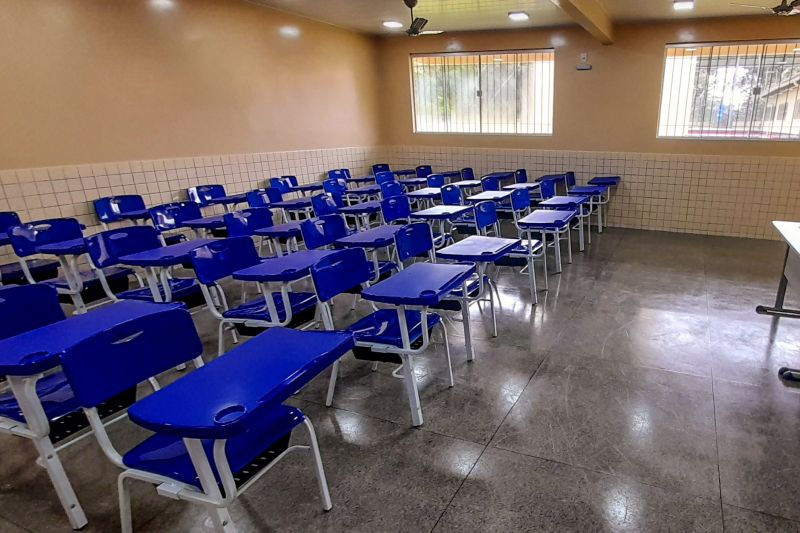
[
  {"xmin": 779, "ymin": 367, "xmax": 800, "ymax": 382},
  {"xmin": 755, "ymin": 305, "xmax": 800, "ymax": 318}
]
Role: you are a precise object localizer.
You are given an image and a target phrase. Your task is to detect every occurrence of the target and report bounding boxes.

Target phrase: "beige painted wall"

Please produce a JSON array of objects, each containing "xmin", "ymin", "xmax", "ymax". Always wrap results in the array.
[
  {"xmin": 0, "ymin": 0, "xmax": 380, "ymax": 170},
  {"xmin": 376, "ymin": 16, "xmax": 800, "ymax": 157}
]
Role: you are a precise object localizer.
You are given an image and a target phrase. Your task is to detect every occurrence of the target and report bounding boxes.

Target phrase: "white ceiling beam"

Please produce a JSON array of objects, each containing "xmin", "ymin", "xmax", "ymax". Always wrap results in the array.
[{"xmin": 550, "ymin": 0, "xmax": 614, "ymax": 44}]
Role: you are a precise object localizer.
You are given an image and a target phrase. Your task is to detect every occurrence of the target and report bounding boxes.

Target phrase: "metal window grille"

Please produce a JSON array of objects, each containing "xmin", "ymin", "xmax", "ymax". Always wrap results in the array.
[
  {"xmin": 411, "ymin": 49, "xmax": 554, "ymax": 135},
  {"xmin": 658, "ymin": 40, "xmax": 800, "ymax": 140}
]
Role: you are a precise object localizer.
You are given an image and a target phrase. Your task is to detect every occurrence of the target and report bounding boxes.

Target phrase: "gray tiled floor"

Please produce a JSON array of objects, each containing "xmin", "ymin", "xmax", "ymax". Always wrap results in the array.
[{"xmin": 3, "ymin": 227, "xmax": 800, "ymax": 531}]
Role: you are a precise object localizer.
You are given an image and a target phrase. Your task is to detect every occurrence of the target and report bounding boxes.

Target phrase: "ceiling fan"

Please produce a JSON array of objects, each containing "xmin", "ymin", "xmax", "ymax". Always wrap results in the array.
[
  {"xmin": 729, "ymin": 0, "xmax": 800, "ymax": 15},
  {"xmin": 402, "ymin": 0, "xmax": 443, "ymax": 36}
]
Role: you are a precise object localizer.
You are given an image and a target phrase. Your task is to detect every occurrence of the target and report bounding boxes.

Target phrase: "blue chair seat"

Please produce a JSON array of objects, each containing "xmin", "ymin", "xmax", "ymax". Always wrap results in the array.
[
  {"xmin": 42, "ymin": 266, "xmax": 132, "ymax": 291},
  {"xmin": 223, "ymin": 291, "xmax": 317, "ymax": 322},
  {"xmin": 122, "ymin": 405, "xmax": 304, "ymax": 489},
  {"xmin": 254, "ymin": 221, "xmax": 303, "ymax": 240},
  {"xmin": 0, "ymin": 372, "xmax": 78, "ymax": 423},
  {"xmin": 433, "ymin": 274, "xmax": 488, "ymax": 311},
  {"xmin": 0, "ymin": 258, "xmax": 60, "ymax": 284},
  {"xmin": 495, "ymin": 240, "xmax": 544, "ymax": 267},
  {"xmin": 163, "ymin": 234, "xmax": 186, "ymax": 246},
  {"xmin": 569, "ymin": 185, "xmax": 606, "ymax": 196},
  {"xmin": 347, "ymin": 309, "xmax": 441, "ymax": 348},
  {"xmin": 117, "ymin": 278, "xmax": 202, "ymax": 303},
  {"xmin": 369, "ymin": 260, "xmax": 397, "ymax": 279}
]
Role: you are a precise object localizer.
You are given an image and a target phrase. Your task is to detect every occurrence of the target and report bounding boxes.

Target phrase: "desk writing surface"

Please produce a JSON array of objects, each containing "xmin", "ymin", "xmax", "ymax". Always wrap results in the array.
[
  {"xmin": 0, "ymin": 301, "xmax": 181, "ymax": 375},
  {"xmin": 773, "ymin": 221, "xmax": 800, "ymax": 257}
]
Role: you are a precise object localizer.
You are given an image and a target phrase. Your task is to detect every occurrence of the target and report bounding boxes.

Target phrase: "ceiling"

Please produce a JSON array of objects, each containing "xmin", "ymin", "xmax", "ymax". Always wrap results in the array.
[{"xmin": 251, "ymin": 0, "xmax": 764, "ymax": 34}]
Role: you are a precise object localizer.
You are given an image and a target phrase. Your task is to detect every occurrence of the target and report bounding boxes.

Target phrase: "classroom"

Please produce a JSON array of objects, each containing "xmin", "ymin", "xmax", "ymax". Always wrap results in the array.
[{"xmin": 1, "ymin": 0, "xmax": 799, "ymax": 531}]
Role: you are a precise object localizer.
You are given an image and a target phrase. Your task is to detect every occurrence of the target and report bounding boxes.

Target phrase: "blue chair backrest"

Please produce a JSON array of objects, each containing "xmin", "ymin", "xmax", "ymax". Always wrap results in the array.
[
  {"xmin": 328, "ymin": 169, "xmax": 349, "ymax": 181},
  {"xmin": 60, "ymin": 306, "xmax": 202, "ymax": 408},
  {"xmin": 265, "ymin": 188, "xmax": 285, "ymax": 203},
  {"xmin": 395, "ymin": 222, "xmax": 434, "ymax": 263},
  {"xmin": 247, "ymin": 189, "xmax": 271, "ymax": 208},
  {"xmin": 310, "ymin": 248, "xmax": 372, "ymax": 303},
  {"xmin": 86, "ymin": 226, "xmax": 162, "ymax": 268},
  {"xmin": 149, "ymin": 202, "xmax": 202, "ymax": 232},
  {"xmin": 188, "ymin": 184, "xmax": 226, "ymax": 206},
  {"xmin": 427, "ymin": 174, "xmax": 445, "ymax": 188},
  {"xmin": 539, "ymin": 173, "xmax": 566, "ymax": 183},
  {"xmin": 311, "ymin": 193, "xmax": 341, "ymax": 217},
  {"xmin": 565, "ymin": 171, "xmax": 576, "ymax": 188},
  {"xmin": 269, "ymin": 177, "xmax": 294, "ymax": 194},
  {"xmin": 372, "ymin": 163, "xmax": 391, "ymax": 175},
  {"xmin": 375, "ymin": 171, "xmax": 396, "ymax": 185},
  {"xmin": 9, "ymin": 218, "xmax": 83, "ymax": 257},
  {"xmin": 381, "ymin": 195, "xmax": 412, "ymax": 224},
  {"xmin": 481, "ymin": 176, "xmax": 500, "ymax": 191},
  {"xmin": 224, "ymin": 208, "xmax": 274, "ymax": 238},
  {"xmin": 510, "ymin": 188, "xmax": 531, "ymax": 213},
  {"xmin": 461, "ymin": 167, "xmax": 475, "ymax": 180},
  {"xmin": 300, "ymin": 215, "xmax": 349, "ymax": 250},
  {"xmin": 416, "ymin": 165, "xmax": 433, "ymax": 178},
  {"xmin": 380, "ymin": 181, "xmax": 405, "ymax": 199},
  {"xmin": 514, "ymin": 169, "xmax": 529, "ymax": 183},
  {"xmin": 94, "ymin": 195, "xmax": 146, "ymax": 224},
  {"xmin": 190, "ymin": 237, "xmax": 261, "ymax": 285},
  {"xmin": 0, "ymin": 211, "xmax": 21, "ymax": 232},
  {"xmin": 323, "ymin": 179, "xmax": 347, "ymax": 196},
  {"xmin": 540, "ymin": 179, "xmax": 557, "ymax": 200},
  {"xmin": 474, "ymin": 201, "xmax": 498, "ymax": 233},
  {"xmin": 0, "ymin": 284, "xmax": 65, "ymax": 340},
  {"xmin": 441, "ymin": 184, "xmax": 462, "ymax": 206}
]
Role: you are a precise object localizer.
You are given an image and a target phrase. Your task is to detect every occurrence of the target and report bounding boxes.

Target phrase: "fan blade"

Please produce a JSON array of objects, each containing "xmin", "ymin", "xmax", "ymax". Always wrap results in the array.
[
  {"xmin": 729, "ymin": 2, "xmax": 775, "ymax": 9},
  {"xmin": 409, "ymin": 17, "xmax": 428, "ymax": 33},
  {"xmin": 791, "ymin": 0, "xmax": 800, "ymax": 6},
  {"xmin": 420, "ymin": 30, "xmax": 444, "ymax": 35}
]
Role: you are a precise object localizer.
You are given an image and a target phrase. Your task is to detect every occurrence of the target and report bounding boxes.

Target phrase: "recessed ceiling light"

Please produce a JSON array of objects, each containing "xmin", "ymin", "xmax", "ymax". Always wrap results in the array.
[
  {"xmin": 794, "ymin": 48, "xmax": 800, "ymax": 53},
  {"xmin": 673, "ymin": 0, "xmax": 694, "ymax": 11},
  {"xmin": 278, "ymin": 26, "xmax": 301, "ymax": 38},
  {"xmin": 382, "ymin": 20, "xmax": 404, "ymax": 29},
  {"xmin": 508, "ymin": 11, "xmax": 530, "ymax": 22},
  {"xmin": 686, "ymin": 48, "xmax": 697, "ymax": 52},
  {"xmin": 149, "ymin": 0, "xmax": 175, "ymax": 10}
]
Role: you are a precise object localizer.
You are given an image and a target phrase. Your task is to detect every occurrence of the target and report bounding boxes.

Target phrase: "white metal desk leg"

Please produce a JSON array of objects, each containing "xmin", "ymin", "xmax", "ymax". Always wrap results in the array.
[
  {"xmin": 144, "ymin": 267, "xmax": 164, "ymax": 302},
  {"xmin": 184, "ymin": 439, "xmax": 236, "ymax": 533},
  {"xmin": 577, "ymin": 213, "xmax": 585, "ymax": 252},
  {"xmin": 59, "ymin": 256, "xmax": 86, "ymax": 314},
  {"xmin": 597, "ymin": 196, "xmax": 604, "ymax": 233},
  {"xmin": 302, "ymin": 418, "xmax": 333, "ymax": 511},
  {"xmin": 7, "ymin": 376, "xmax": 88, "ymax": 530},
  {"xmin": 399, "ymin": 354, "xmax": 423, "ymax": 426},
  {"xmin": 553, "ymin": 230, "xmax": 563, "ymax": 273},
  {"xmin": 460, "ymin": 281, "xmax": 475, "ymax": 361}
]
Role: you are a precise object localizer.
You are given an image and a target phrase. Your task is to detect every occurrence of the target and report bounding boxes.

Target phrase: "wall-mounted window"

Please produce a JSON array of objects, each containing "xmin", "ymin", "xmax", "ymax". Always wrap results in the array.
[
  {"xmin": 410, "ymin": 49, "xmax": 554, "ymax": 135},
  {"xmin": 658, "ymin": 40, "xmax": 800, "ymax": 140}
]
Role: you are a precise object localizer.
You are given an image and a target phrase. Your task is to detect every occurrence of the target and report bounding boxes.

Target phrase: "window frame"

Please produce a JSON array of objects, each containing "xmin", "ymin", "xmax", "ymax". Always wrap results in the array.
[
  {"xmin": 409, "ymin": 48, "xmax": 556, "ymax": 137},
  {"xmin": 656, "ymin": 39, "xmax": 800, "ymax": 142}
]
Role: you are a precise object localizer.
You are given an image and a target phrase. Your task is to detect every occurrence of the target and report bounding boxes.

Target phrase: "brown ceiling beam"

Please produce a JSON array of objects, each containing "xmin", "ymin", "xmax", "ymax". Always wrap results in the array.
[{"xmin": 550, "ymin": 0, "xmax": 614, "ymax": 44}]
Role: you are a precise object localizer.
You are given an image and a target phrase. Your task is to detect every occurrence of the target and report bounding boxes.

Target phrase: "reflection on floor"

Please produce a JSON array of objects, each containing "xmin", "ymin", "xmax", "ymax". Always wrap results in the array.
[{"xmin": 3, "ymin": 227, "xmax": 800, "ymax": 532}]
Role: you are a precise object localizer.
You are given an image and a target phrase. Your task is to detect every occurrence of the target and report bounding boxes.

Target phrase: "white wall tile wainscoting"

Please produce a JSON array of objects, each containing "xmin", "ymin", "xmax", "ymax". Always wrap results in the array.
[{"xmin": 1, "ymin": 145, "xmax": 798, "ymax": 246}]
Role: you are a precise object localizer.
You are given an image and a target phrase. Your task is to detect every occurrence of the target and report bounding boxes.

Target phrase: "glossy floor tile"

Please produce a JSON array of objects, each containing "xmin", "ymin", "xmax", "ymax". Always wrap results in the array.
[{"xmin": 3, "ymin": 226, "xmax": 800, "ymax": 531}]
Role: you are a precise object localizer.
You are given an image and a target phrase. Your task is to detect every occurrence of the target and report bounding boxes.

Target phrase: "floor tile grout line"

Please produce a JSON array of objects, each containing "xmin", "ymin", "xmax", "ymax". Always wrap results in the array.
[
  {"xmin": 490, "ymin": 441, "xmax": 723, "ymax": 507},
  {"xmin": 428, "ymin": 347, "xmax": 552, "ymax": 533},
  {"xmin": 704, "ymin": 237, "xmax": 728, "ymax": 530}
]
